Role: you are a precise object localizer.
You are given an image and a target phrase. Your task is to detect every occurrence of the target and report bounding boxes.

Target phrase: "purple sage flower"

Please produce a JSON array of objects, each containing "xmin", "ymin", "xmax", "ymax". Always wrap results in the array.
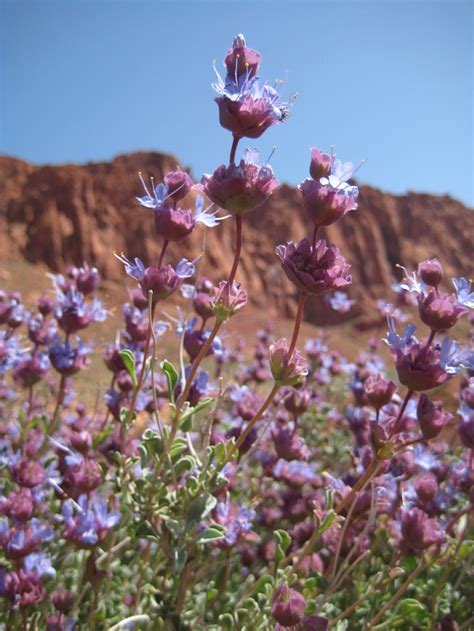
[
  {"xmin": 276, "ymin": 238, "xmax": 351, "ymax": 296},
  {"xmin": 201, "ymin": 148, "xmax": 279, "ymax": 214}
]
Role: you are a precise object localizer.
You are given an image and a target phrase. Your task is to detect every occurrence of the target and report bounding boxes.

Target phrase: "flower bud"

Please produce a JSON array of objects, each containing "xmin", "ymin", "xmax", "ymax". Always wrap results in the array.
[
  {"xmin": 193, "ymin": 292, "xmax": 214, "ymax": 321},
  {"xmin": 272, "ymin": 426, "xmax": 308, "ymax": 461},
  {"xmin": 116, "ymin": 369, "xmax": 134, "ymax": 392},
  {"xmin": 76, "ymin": 265, "xmax": 100, "ymax": 295},
  {"xmin": 131, "ymin": 288, "xmax": 148, "ymax": 310},
  {"xmin": 364, "ymin": 374, "xmax": 397, "ymax": 410},
  {"xmin": 284, "ymin": 388, "xmax": 311, "ymax": 416},
  {"xmin": 271, "ymin": 584, "xmax": 306, "ymax": 627},
  {"xmin": 37, "ymin": 294, "xmax": 55, "ymax": 315},
  {"xmin": 63, "ymin": 458, "xmax": 103, "ymax": 495},
  {"xmin": 197, "ymin": 276, "xmax": 214, "ymax": 293},
  {"xmin": 70, "ymin": 430, "xmax": 92, "ymax": 454},
  {"xmin": 224, "ymin": 34, "xmax": 261, "ymax": 79},
  {"xmin": 417, "ymin": 394, "xmax": 453, "ymax": 439},
  {"xmin": 414, "ymin": 474, "xmax": 438, "ymax": 503},
  {"xmin": 418, "ymin": 258, "xmax": 444, "ymax": 287},
  {"xmin": 309, "ymin": 147, "xmax": 333, "ymax": 180},
  {"xmin": 52, "ymin": 588, "xmax": 75, "ymax": 614},
  {"xmin": 103, "ymin": 344, "xmax": 126, "ymax": 373},
  {"xmin": 163, "ymin": 170, "xmax": 193, "ymax": 202},
  {"xmin": 184, "ymin": 330, "xmax": 214, "ymax": 361}
]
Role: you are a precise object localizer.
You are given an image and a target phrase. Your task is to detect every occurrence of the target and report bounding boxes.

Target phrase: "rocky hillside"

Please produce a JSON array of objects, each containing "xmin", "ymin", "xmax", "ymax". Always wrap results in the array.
[{"xmin": 1, "ymin": 152, "xmax": 472, "ymax": 325}]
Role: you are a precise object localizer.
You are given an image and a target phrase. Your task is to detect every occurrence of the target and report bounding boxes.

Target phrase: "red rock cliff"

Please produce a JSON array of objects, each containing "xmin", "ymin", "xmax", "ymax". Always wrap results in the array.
[{"xmin": 1, "ymin": 152, "xmax": 472, "ymax": 325}]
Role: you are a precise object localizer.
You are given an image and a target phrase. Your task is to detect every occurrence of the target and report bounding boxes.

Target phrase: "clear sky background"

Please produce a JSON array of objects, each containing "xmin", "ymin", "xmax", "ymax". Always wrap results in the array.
[{"xmin": 1, "ymin": 0, "xmax": 472, "ymax": 205}]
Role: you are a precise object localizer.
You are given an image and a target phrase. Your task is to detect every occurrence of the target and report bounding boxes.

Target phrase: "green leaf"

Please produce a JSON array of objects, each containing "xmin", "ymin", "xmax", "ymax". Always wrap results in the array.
[
  {"xmin": 160, "ymin": 360, "xmax": 179, "ymax": 403},
  {"xmin": 174, "ymin": 456, "xmax": 196, "ymax": 476},
  {"xmin": 179, "ymin": 397, "xmax": 215, "ymax": 429},
  {"xmin": 119, "ymin": 349, "xmax": 138, "ymax": 387},
  {"xmin": 459, "ymin": 539, "xmax": 474, "ymax": 560},
  {"xmin": 186, "ymin": 492, "xmax": 217, "ymax": 529},
  {"xmin": 395, "ymin": 598, "xmax": 428, "ymax": 623},
  {"xmin": 318, "ymin": 510, "xmax": 336, "ymax": 535},
  {"xmin": 403, "ymin": 555, "xmax": 418, "ymax": 573},
  {"xmin": 93, "ymin": 424, "xmax": 114, "ymax": 448},
  {"xmin": 142, "ymin": 429, "xmax": 163, "ymax": 456},
  {"xmin": 197, "ymin": 524, "xmax": 226, "ymax": 544},
  {"xmin": 119, "ymin": 407, "xmax": 135, "ymax": 427},
  {"xmin": 274, "ymin": 529, "xmax": 292, "ymax": 550},
  {"xmin": 253, "ymin": 574, "xmax": 273, "ymax": 594},
  {"xmin": 169, "ymin": 438, "xmax": 187, "ymax": 460},
  {"xmin": 218, "ymin": 614, "xmax": 234, "ymax": 631},
  {"xmin": 173, "ymin": 549, "xmax": 187, "ymax": 575}
]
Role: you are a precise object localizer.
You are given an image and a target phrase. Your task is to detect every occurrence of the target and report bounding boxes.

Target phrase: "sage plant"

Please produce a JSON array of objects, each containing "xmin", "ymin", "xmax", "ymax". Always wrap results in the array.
[{"xmin": 0, "ymin": 34, "xmax": 473, "ymax": 631}]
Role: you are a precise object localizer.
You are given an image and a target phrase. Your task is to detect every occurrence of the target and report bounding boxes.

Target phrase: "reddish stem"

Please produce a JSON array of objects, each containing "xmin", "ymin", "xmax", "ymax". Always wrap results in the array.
[
  {"xmin": 229, "ymin": 135, "xmax": 239, "ymax": 164},
  {"xmin": 425, "ymin": 329, "xmax": 436, "ymax": 350},
  {"xmin": 158, "ymin": 239, "xmax": 169, "ymax": 269},
  {"xmin": 228, "ymin": 214, "xmax": 243, "ymax": 286},
  {"xmin": 389, "ymin": 389, "xmax": 414, "ymax": 437},
  {"xmin": 288, "ymin": 293, "xmax": 308, "ymax": 359},
  {"xmin": 312, "ymin": 223, "xmax": 320, "ymax": 250}
]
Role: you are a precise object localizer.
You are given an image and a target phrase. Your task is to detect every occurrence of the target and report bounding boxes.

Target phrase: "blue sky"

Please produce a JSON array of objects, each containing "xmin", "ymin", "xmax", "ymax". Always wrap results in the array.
[{"xmin": 1, "ymin": 0, "xmax": 472, "ymax": 205}]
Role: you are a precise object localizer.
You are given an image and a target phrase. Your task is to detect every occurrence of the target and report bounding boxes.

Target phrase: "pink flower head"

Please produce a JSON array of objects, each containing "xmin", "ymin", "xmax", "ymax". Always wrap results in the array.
[
  {"xmin": 141, "ymin": 265, "xmax": 181, "ymax": 304},
  {"xmin": 276, "ymin": 238, "xmax": 351, "ymax": 296},
  {"xmin": 224, "ymin": 34, "xmax": 261, "ymax": 80},
  {"xmin": 153, "ymin": 206, "xmax": 195, "ymax": 242},
  {"xmin": 299, "ymin": 180, "xmax": 356, "ymax": 227},
  {"xmin": 137, "ymin": 175, "xmax": 226, "ymax": 242},
  {"xmin": 201, "ymin": 149, "xmax": 279, "ymax": 214},
  {"xmin": 271, "ymin": 584, "xmax": 307, "ymax": 627},
  {"xmin": 299, "ymin": 150, "xmax": 360, "ymax": 226},
  {"xmin": 400, "ymin": 507, "xmax": 445, "ymax": 554},
  {"xmin": 418, "ymin": 290, "xmax": 468, "ymax": 331},
  {"xmin": 394, "ymin": 343, "xmax": 450, "ymax": 392},
  {"xmin": 212, "ymin": 50, "xmax": 291, "ymax": 139},
  {"xmin": 269, "ymin": 338, "xmax": 308, "ymax": 386},
  {"xmin": 211, "ymin": 281, "xmax": 248, "ymax": 322},
  {"xmin": 364, "ymin": 374, "xmax": 397, "ymax": 411}
]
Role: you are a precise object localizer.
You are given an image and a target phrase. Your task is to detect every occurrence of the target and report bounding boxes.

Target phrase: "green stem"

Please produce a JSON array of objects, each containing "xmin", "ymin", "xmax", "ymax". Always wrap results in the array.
[
  {"xmin": 122, "ymin": 303, "xmax": 156, "ymax": 450},
  {"xmin": 168, "ymin": 319, "xmax": 222, "ymax": 446},
  {"xmin": 365, "ymin": 559, "xmax": 426, "ymax": 629}
]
